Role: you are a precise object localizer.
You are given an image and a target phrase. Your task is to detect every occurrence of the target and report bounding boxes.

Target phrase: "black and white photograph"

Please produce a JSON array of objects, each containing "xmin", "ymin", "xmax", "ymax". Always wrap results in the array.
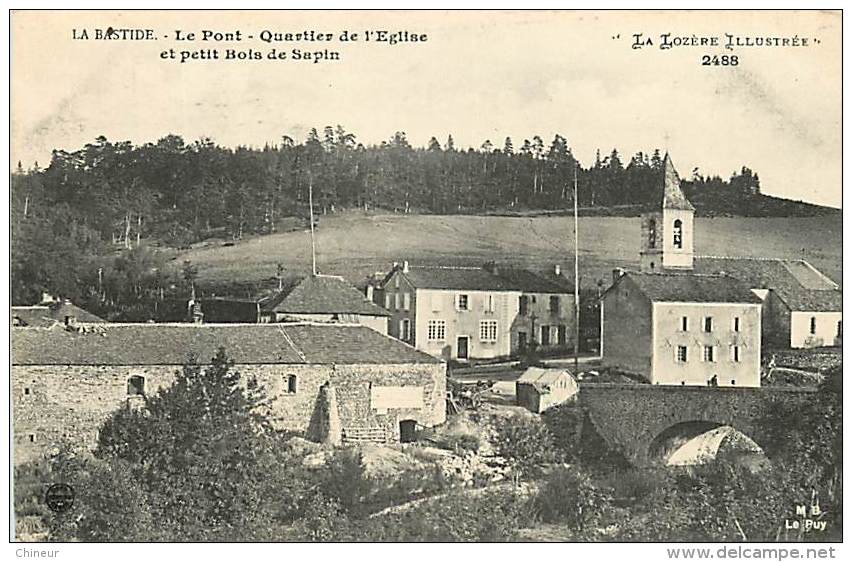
[{"xmin": 6, "ymin": 7, "xmax": 844, "ymax": 552}]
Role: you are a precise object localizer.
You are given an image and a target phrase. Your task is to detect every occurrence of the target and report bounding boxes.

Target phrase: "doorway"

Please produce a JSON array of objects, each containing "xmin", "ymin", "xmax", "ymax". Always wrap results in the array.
[
  {"xmin": 457, "ymin": 336, "xmax": 469, "ymax": 359},
  {"xmin": 399, "ymin": 419, "xmax": 417, "ymax": 443}
]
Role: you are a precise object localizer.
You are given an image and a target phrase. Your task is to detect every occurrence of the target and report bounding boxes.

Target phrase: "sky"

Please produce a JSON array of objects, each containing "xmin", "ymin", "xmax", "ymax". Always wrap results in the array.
[{"xmin": 11, "ymin": 10, "xmax": 842, "ymax": 207}]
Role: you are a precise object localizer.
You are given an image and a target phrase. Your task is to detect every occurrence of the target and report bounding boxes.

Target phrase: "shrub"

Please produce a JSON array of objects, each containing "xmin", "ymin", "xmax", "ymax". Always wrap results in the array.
[
  {"xmin": 491, "ymin": 415, "xmax": 561, "ymax": 478},
  {"xmin": 533, "ymin": 466, "xmax": 612, "ymax": 535}
]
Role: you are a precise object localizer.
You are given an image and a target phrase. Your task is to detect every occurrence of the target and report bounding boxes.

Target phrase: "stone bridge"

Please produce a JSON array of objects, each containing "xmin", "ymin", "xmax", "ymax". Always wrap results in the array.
[{"xmin": 578, "ymin": 383, "xmax": 816, "ymax": 466}]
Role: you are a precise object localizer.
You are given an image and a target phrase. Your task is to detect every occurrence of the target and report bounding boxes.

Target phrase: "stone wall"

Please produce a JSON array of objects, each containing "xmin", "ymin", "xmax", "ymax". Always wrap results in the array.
[
  {"xmin": 12, "ymin": 361, "xmax": 446, "ymax": 465},
  {"xmin": 578, "ymin": 382, "xmax": 815, "ymax": 466},
  {"xmin": 601, "ymin": 276, "xmax": 653, "ymax": 376}
]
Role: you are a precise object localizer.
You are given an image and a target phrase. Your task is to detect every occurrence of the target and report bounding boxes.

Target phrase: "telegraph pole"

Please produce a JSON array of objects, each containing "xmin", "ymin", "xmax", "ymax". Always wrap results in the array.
[
  {"xmin": 308, "ymin": 172, "xmax": 318, "ymax": 276},
  {"xmin": 573, "ymin": 164, "xmax": 581, "ymax": 376}
]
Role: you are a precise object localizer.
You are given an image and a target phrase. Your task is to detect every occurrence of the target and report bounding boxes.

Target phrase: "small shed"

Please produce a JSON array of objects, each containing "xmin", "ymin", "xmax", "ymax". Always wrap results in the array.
[{"xmin": 516, "ymin": 367, "xmax": 578, "ymax": 413}]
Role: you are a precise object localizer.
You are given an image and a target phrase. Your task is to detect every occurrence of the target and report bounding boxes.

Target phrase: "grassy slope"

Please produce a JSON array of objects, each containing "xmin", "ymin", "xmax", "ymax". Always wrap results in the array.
[{"xmin": 173, "ymin": 212, "xmax": 842, "ymax": 290}]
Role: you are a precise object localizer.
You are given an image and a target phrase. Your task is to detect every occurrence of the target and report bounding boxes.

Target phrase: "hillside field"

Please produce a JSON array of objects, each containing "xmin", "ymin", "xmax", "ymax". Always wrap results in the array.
[{"xmin": 173, "ymin": 213, "xmax": 842, "ymax": 290}]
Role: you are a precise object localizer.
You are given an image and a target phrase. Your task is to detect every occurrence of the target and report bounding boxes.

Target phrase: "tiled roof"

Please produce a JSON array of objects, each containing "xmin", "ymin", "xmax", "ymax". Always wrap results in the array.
[
  {"xmin": 11, "ymin": 323, "xmax": 440, "ymax": 366},
  {"xmin": 393, "ymin": 265, "xmax": 572, "ymax": 293},
  {"xmin": 494, "ymin": 267, "xmax": 574, "ymax": 294},
  {"xmin": 11, "ymin": 302, "xmax": 106, "ymax": 327},
  {"xmin": 260, "ymin": 275, "xmax": 390, "ymax": 317},
  {"xmin": 661, "ymin": 153, "xmax": 695, "ymax": 211},
  {"xmin": 398, "ymin": 266, "xmax": 520, "ymax": 292},
  {"xmin": 613, "ymin": 272, "xmax": 763, "ymax": 304},
  {"xmin": 693, "ymin": 257, "xmax": 841, "ymax": 312}
]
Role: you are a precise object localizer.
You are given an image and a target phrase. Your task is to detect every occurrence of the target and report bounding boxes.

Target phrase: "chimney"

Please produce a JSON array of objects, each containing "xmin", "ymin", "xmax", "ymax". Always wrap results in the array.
[
  {"xmin": 612, "ymin": 268, "xmax": 625, "ymax": 285},
  {"xmin": 402, "ymin": 260, "xmax": 410, "ymax": 273},
  {"xmin": 392, "ymin": 261, "xmax": 399, "ymax": 271},
  {"xmin": 40, "ymin": 291, "xmax": 55, "ymax": 305},
  {"xmin": 554, "ymin": 264, "xmax": 561, "ymax": 276},
  {"xmin": 366, "ymin": 284, "xmax": 375, "ymax": 302}
]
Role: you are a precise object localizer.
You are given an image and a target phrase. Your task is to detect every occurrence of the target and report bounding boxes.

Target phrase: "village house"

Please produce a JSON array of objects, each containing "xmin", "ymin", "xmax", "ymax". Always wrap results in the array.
[
  {"xmin": 601, "ymin": 154, "xmax": 763, "ymax": 387},
  {"xmin": 11, "ymin": 293, "xmax": 105, "ymax": 327},
  {"xmin": 515, "ymin": 366, "xmax": 578, "ymax": 413},
  {"xmin": 200, "ymin": 274, "xmax": 390, "ymax": 334},
  {"xmin": 11, "ymin": 322, "xmax": 445, "ymax": 465},
  {"xmin": 376, "ymin": 261, "xmax": 575, "ymax": 361},
  {"xmin": 692, "ymin": 257, "xmax": 841, "ymax": 349}
]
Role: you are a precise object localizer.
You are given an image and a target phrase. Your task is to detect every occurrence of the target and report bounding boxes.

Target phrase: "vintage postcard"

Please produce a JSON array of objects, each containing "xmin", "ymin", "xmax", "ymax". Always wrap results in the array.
[{"xmin": 7, "ymin": 7, "xmax": 843, "ymax": 552}]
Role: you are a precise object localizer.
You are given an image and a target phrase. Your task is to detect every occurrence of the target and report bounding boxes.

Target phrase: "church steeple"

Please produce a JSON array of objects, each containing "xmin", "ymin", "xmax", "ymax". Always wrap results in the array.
[{"xmin": 640, "ymin": 153, "xmax": 695, "ymax": 272}]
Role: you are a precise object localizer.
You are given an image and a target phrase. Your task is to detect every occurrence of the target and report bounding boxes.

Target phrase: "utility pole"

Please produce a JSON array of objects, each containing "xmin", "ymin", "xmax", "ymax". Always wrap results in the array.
[
  {"xmin": 573, "ymin": 164, "xmax": 581, "ymax": 377},
  {"xmin": 308, "ymin": 172, "xmax": 318, "ymax": 276}
]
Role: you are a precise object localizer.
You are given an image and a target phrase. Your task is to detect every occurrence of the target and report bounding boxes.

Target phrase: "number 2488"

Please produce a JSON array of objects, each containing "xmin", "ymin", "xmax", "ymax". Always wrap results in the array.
[{"xmin": 701, "ymin": 54, "xmax": 739, "ymax": 66}]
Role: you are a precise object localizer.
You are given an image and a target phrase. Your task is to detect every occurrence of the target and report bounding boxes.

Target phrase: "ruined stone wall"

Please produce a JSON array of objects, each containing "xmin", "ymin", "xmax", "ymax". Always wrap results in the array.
[{"xmin": 12, "ymin": 361, "xmax": 446, "ymax": 465}]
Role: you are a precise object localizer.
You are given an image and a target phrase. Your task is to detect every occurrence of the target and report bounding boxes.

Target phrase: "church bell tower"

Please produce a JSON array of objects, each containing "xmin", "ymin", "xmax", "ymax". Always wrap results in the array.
[{"xmin": 640, "ymin": 153, "xmax": 695, "ymax": 272}]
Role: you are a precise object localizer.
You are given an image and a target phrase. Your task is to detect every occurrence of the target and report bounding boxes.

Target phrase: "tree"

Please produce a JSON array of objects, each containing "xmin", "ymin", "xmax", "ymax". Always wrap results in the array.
[{"xmin": 94, "ymin": 348, "xmax": 288, "ymax": 540}]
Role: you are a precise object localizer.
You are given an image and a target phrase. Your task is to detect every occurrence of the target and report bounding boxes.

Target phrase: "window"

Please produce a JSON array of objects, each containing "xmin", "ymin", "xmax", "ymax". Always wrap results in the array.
[
  {"xmin": 385, "ymin": 293, "xmax": 392, "ymax": 310},
  {"xmin": 558, "ymin": 325, "xmax": 567, "ymax": 346},
  {"xmin": 519, "ymin": 295, "xmax": 529, "ymax": 316},
  {"xmin": 648, "ymin": 218, "xmax": 657, "ymax": 248},
  {"xmin": 810, "ymin": 316, "xmax": 817, "ymax": 335},
  {"xmin": 395, "ymin": 275, "xmax": 400, "ymax": 288},
  {"xmin": 28, "ymin": 434, "xmax": 36, "ymax": 443},
  {"xmin": 837, "ymin": 320, "xmax": 842, "ymax": 338},
  {"xmin": 457, "ymin": 294, "xmax": 469, "ymax": 311},
  {"xmin": 550, "ymin": 296, "xmax": 560, "ymax": 314},
  {"xmin": 703, "ymin": 345, "xmax": 715, "ymax": 362},
  {"xmin": 680, "ymin": 316, "xmax": 689, "ymax": 331},
  {"xmin": 673, "ymin": 219, "xmax": 683, "ymax": 249},
  {"xmin": 731, "ymin": 345, "xmax": 741, "ymax": 362},
  {"xmin": 127, "ymin": 375, "xmax": 145, "ymax": 396},
  {"xmin": 703, "ymin": 317, "xmax": 713, "ymax": 333},
  {"xmin": 541, "ymin": 325, "xmax": 551, "ymax": 346},
  {"xmin": 23, "ymin": 387, "xmax": 31, "ymax": 396},
  {"xmin": 733, "ymin": 316, "xmax": 740, "ymax": 332},
  {"xmin": 395, "ymin": 293, "xmax": 401, "ymax": 310},
  {"xmin": 486, "ymin": 294, "xmax": 496, "ymax": 313},
  {"xmin": 403, "ymin": 292, "xmax": 410, "ymax": 311},
  {"xmin": 479, "ymin": 320, "xmax": 498, "ymax": 342},
  {"xmin": 287, "ymin": 374, "xmax": 298, "ymax": 394},
  {"xmin": 401, "ymin": 318, "xmax": 411, "ymax": 341},
  {"xmin": 427, "ymin": 320, "xmax": 446, "ymax": 341},
  {"xmin": 676, "ymin": 346, "xmax": 688, "ymax": 363}
]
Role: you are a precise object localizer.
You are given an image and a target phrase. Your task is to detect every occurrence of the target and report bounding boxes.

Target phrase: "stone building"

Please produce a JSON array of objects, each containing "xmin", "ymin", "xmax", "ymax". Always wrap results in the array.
[
  {"xmin": 201, "ymin": 274, "xmax": 390, "ymax": 334},
  {"xmin": 634, "ymin": 153, "xmax": 841, "ymax": 350},
  {"xmin": 376, "ymin": 261, "xmax": 575, "ymax": 361},
  {"xmin": 602, "ymin": 271, "xmax": 763, "ymax": 387},
  {"xmin": 11, "ymin": 322, "xmax": 445, "ymax": 465},
  {"xmin": 11, "ymin": 295, "xmax": 105, "ymax": 327},
  {"xmin": 515, "ymin": 367, "xmax": 578, "ymax": 413},
  {"xmin": 602, "ymin": 153, "xmax": 763, "ymax": 387},
  {"xmin": 692, "ymin": 257, "xmax": 841, "ymax": 349}
]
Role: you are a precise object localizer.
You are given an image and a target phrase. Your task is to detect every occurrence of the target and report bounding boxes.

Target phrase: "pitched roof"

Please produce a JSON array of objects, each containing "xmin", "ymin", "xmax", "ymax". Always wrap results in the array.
[
  {"xmin": 392, "ymin": 265, "xmax": 572, "ymax": 293},
  {"xmin": 11, "ymin": 323, "xmax": 440, "ymax": 366},
  {"xmin": 693, "ymin": 257, "xmax": 841, "ymax": 312},
  {"xmin": 517, "ymin": 367, "xmax": 576, "ymax": 394},
  {"xmin": 610, "ymin": 272, "xmax": 763, "ymax": 304},
  {"xmin": 397, "ymin": 266, "xmax": 520, "ymax": 292},
  {"xmin": 11, "ymin": 302, "xmax": 106, "ymax": 327},
  {"xmin": 661, "ymin": 153, "xmax": 695, "ymax": 211},
  {"xmin": 260, "ymin": 275, "xmax": 390, "ymax": 316}
]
